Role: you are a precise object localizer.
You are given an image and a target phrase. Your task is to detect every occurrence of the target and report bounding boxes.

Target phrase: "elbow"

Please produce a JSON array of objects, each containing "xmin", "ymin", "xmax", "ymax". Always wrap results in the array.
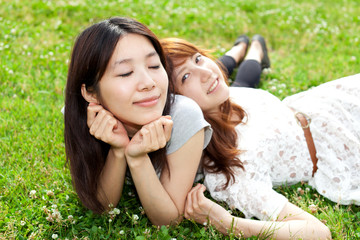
[
  {"xmin": 150, "ymin": 214, "xmax": 184, "ymax": 227},
  {"xmin": 313, "ymin": 222, "xmax": 331, "ymax": 240},
  {"xmin": 322, "ymin": 225, "xmax": 332, "ymax": 240}
]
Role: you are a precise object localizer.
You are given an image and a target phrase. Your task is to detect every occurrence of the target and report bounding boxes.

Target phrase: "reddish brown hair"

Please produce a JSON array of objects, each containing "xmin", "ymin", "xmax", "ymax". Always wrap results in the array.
[{"xmin": 161, "ymin": 38, "xmax": 246, "ymax": 188}]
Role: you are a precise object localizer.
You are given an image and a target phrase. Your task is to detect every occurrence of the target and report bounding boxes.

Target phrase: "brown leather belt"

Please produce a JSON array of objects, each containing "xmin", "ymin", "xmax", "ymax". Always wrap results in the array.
[{"xmin": 292, "ymin": 109, "xmax": 318, "ymax": 176}]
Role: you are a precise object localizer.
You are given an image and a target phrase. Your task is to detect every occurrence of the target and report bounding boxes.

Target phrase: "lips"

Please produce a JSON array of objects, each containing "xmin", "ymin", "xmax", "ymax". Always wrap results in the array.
[
  {"xmin": 133, "ymin": 95, "xmax": 160, "ymax": 107},
  {"xmin": 207, "ymin": 79, "xmax": 219, "ymax": 94}
]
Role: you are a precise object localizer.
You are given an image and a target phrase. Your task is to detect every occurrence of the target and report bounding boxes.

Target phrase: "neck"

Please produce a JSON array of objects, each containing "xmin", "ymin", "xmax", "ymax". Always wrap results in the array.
[{"xmin": 204, "ymin": 105, "xmax": 222, "ymax": 119}]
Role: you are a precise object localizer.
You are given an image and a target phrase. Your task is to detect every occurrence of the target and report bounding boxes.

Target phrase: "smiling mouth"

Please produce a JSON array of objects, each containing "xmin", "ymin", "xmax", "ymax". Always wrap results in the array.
[
  {"xmin": 133, "ymin": 95, "xmax": 160, "ymax": 107},
  {"xmin": 207, "ymin": 79, "xmax": 219, "ymax": 94}
]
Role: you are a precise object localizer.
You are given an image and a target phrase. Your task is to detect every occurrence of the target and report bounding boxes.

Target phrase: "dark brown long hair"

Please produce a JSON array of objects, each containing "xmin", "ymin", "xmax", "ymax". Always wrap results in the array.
[
  {"xmin": 64, "ymin": 17, "xmax": 173, "ymax": 213},
  {"xmin": 161, "ymin": 38, "xmax": 246, "ymax": 188}
]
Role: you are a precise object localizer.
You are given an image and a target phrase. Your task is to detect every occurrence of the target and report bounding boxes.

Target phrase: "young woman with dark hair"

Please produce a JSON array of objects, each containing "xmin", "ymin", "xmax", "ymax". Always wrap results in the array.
[
  {"xmin": 64, "ymin": 17, "xmax": 212, "ymax": 226},
  {"xmin": 161, "ymin": 37, "xmax": 359, "ymax": 239}
]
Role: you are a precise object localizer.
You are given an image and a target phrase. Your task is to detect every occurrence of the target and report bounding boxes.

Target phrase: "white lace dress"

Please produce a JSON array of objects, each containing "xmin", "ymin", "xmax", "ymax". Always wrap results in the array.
[{"xmin": 203, "ymin": 74, "xmax": 360, "ymax": 220}]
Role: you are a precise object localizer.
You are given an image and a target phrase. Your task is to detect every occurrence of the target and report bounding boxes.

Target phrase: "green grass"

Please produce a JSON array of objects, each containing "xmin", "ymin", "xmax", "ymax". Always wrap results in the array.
[{"xmin": 1, "ymin": 0, "xmax": 359, "ymax": 239}]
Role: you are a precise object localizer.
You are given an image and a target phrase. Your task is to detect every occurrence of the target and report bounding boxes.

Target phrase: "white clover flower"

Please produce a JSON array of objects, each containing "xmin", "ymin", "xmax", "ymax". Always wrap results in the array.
[
  {"xmin": 109, "ymin": 219, "xmax": 112, "ymax": 223},
  {"xmin": 46, "ymin": 216, "xmax": 54, "ymax": 222},
  {"xmin": 305, "ymin": 188, "xmax": 310, "ymax": 192},
  {"xmin": 11, "ymin": 28, "xmax": 16, "ymax": 34},
  {"xmin": 29, "ymin": 190, "xmax": 36, "ymax": 198},
  {"xmin": 309, "ymin": 204, "xmax": 318, "ymax": 213},
  {"xmin": 132, "ymin": 214, "xmax": 139, "ymax": 221},
  {"xmin": 8, "ymin": 69, "xmax": 14, "ymax": 74},
  {"xmin": 270, "ymin": 86, "xmax": 277, "ymax": 91},
  {"xmin": 297, "ymin": 187, "xmax": 302, "ymax": 192},
  {"xmin": 119, "ymin": 230, "xmax": 125, "ymax": 235},
  {"xmin": 203, "ymin": 222, "xmax": 207, "ymax": 226},
  {"xmin": 52, "ymin": 233, "xmax": 58, "ymax": 239},
  {"xmin": 262, "ymin": 68, "xmax": 272, "ymax": 75},
  {"xmin": 47, "ymin": 190, "xmax": 54, "ymax": 197},
  {"xmin": 113, "ymin": 208, "xmax": 120, "ymax": 215},
  {"xmin": 351, "ymin": 56, "xmax": 356, "ymax": 61},
  {"xmin": 29, "ymin": 232, "xmax": 36, "ymax": 238},
  {"xmin": 20, "ymin": 221, "xmax": 26, "ymax": 226},
  {"xmin": 143, "ymin": 228, "xmax": 150, "ymax": 234},
  {"xmin": 65, "ymin": 195, "xmax": 69, "ymax": 200},
  {"xmin": 68, "ymin": 215, "xmax": 73, "ymax": 220}
]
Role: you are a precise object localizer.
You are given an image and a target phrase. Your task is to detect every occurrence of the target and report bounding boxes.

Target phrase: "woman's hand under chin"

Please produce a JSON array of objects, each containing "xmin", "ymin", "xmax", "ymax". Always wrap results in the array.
[
  {"xmin": 87, "ymin": 103, "xmax": 130, "ymax": 154},
  {"xmin": 125, "ymin": 116, "xmax": 173, "ymax": 159}
]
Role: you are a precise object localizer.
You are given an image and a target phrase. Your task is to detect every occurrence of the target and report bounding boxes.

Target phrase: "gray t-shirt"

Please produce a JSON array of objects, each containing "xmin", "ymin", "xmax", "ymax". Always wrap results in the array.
[{"xmin": 166, "ymin": 95, "xmax": 212, "ymax": 155}]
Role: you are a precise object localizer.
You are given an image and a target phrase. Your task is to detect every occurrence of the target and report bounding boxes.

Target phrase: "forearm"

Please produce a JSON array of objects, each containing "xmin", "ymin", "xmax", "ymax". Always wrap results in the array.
[
  {"xmin": 127, "ymin": 155, "xmax": 182, "ymax": 226},
  {"xmin": 97, "ymin": 148, "xmax": 127, "ymax": 210},
  {"xmin": 214, "ymin": 215, "xmax": 331, "ymax": 239}
]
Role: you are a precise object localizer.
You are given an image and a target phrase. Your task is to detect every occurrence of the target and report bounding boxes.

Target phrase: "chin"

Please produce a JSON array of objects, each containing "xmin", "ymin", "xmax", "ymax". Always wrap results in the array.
[{"xmin": 140, "ymin": 112, "xmax": 163, "ymax": 125}]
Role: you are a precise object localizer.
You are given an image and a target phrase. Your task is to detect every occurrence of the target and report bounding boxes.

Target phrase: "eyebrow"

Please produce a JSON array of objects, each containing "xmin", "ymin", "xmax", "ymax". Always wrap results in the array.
[{"xmin": 114, "ymin": 51, "xmax": 158, "ymax": 66}]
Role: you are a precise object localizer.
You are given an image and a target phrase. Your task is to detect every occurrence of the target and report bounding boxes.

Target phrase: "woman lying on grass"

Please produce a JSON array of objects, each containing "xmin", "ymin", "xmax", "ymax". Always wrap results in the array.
[
  {"xmin": 63, "ymin": 17, "xmax": 212, "ymax": 226},
  {"xmin": 161, "ymin": 37, "xmax": 360, "ymax": 239}
]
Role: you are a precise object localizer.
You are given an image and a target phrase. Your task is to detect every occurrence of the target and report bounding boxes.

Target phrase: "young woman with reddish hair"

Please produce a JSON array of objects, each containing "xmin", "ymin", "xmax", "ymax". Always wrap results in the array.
[{"xmin": 161, "ymin": 37, "xmax": 359, "ymax": 239}]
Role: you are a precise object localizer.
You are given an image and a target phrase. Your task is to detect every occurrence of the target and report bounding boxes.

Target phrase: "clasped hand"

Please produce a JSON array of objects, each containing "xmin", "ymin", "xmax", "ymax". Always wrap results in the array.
[{"xmin": 86, "ymin": 103, "xmax": 173, "ymax": 159}]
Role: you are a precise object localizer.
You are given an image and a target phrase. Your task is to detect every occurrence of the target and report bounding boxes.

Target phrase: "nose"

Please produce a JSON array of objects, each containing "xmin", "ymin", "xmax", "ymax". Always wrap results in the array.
[
  {"xmin": 138, "ymin": 69, "xmax": 156, "ymax": 91},
  {"xmin": 197, "ymin": 66, "xmax": 212, "ymax": 83}
]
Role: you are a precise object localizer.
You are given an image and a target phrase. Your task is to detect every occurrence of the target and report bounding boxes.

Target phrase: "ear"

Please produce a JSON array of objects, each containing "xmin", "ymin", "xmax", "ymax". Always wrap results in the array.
[{"xmin": 81, "ymin": 84, "xmax": 100, "ymax": 104}]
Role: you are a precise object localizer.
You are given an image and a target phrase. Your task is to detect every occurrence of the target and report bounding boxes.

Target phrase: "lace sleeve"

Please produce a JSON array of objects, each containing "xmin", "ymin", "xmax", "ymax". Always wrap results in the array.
[{"xmin": 204, "ymin": 169, "xmax": 288, "ymax": 221}]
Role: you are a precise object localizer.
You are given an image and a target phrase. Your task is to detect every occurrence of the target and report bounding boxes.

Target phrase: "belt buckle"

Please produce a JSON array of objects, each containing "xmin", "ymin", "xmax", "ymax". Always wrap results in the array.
[{"xmin": 294, "ymin": 111, "xmax": 311, "ymax": 129}]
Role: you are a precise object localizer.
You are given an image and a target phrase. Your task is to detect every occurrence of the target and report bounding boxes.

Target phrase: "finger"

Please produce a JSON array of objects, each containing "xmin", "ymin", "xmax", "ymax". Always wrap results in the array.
[
  {"xmin": 189, "ymin": 184, "xmax": 203, "ymax": 212},
  {"xmin": 154, "ymin": 120, "xmax": 167, "ymax": 149},
  {"xmin": 161, "ymin": 118, "xmax": 173, "ymax": 142},
  {"xmin": 196, "ymin": 184, "xmax": 207, "ymax": 206},
  {"xmin": 199, "ymin": 184, "xmax": 207, "ymax": 193},
  {"xmin": 93, "ymin": 113, "xmax": 114, "ymax": 140},
  {"xmin": 87, "ymin": 104, "xmax": 105, "ymax": 128},
  {"xmin": 88, "ymin": 109, "xmax": 108, "ymax": 136},
  {"xmin": 139, "ymin": 127, "xmax": 151, "ymax": 150},
  {"xmin": 100, "ymin": 115, "xmax": 118, "ymax": 142}
]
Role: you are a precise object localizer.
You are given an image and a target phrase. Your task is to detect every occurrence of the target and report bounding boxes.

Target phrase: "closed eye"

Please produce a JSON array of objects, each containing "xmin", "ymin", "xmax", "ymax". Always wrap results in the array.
[
  {"xmin": 149, "ymin": 65, "xmax": 160, "ymax": 69},
  {"xmin": 118, "ymin": 71, "xmax": 133, "ymax": 77}
]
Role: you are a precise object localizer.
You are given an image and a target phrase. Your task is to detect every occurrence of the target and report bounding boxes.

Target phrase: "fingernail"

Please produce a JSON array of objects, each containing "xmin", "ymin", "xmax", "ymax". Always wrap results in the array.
[{"xmin": 164, "ymin": 115, "xmax": 172, "ymax": 120}]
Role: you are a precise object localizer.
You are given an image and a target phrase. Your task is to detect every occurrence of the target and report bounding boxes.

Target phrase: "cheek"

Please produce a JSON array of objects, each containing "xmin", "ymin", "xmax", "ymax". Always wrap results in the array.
[
  {"xmin": 160, "ymin": 71, "xmax": 169, "ymax": 90},
  {"xmin": 99, "ymin": 82, "xmax": 131, "ymax": 110},
  {"xmin": 179, "ymin": 87, "xmax": 206, "ymax": 106}
]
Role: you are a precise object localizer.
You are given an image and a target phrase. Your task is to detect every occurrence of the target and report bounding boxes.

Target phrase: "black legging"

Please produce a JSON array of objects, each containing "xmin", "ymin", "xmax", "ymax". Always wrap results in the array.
[{"xmin": 218, "ymin": 55, "xmax": 262, "ymax": 88}]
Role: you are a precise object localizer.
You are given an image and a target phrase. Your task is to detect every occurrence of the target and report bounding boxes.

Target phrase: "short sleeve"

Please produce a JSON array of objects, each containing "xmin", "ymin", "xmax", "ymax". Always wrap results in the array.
[{"xmin": 166, "ymin": 95, "xmax": 212, "ymax": 155}]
